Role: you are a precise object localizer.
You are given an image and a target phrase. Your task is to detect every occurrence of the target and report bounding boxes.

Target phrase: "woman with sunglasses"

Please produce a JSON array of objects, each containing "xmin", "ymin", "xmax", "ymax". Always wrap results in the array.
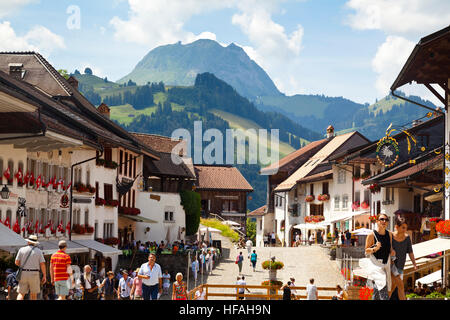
[{"xmin": 364, "ymin": 212, "xmax": 395, "ymax": 300}]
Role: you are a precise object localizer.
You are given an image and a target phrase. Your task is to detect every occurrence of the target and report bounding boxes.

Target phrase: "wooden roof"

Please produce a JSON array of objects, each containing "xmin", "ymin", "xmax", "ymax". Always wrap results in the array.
[
  {"xmin": 194, "ymin": 165, "xmax": 253, "ymax": 192},
  {"xmin": 248, "ymin": 205, "xmax": 268, "ymax": 217},
  {"xmin": 391, "ymin": 25, "xmax": 450, "ymax": 91}
]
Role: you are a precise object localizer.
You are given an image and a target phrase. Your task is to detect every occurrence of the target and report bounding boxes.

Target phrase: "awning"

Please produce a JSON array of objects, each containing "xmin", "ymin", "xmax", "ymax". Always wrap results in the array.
[
  {"xmin": 415, "ymin": 270, "xmax": 442, "ymax": 286},
  {"xmin": 119, "ymin": 214, "xmax": 157, "ymax": 224},
  {"xmin": 406, "ymin": 237, "xmax": 450, "ymax": 261},
  {"xmin": 293, "ymin": 223, "xmax": 327, "ymax": 230},
  {"xmin": 320, "ymin": 211, "xmax": 369, "ymax": 226},
  {"xmin": 0, "ymin": 223, "xmax": 27, "ymax": 253},
  {"xmin": 73, "ymin": 240, "xmax": 122, "ymax": 257},
  {"xmin": 38, "ymin": 240, "xmax": 89, "ymax": 255},
  {"xmin": 424, "ymin": 191, "xmax": 443, "ymax": 203}
]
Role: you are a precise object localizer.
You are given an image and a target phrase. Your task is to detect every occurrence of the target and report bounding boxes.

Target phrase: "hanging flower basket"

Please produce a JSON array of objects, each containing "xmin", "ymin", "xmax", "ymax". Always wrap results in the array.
[
  {"xmin": 369, "ymin": 215, "xmax": 377, "ymax": 223},
  {"xmin": 318, "ymin": 194, "xmax": 330, "ymax": 202},
  {"xmin": 305, "ymin": 195, "xmax": 315, "ymax": 202},
  {"xmin": 369, "ymin": 184, "xmax": 381, "ymax": 194},
  {"xmin": 304, "ymin": 216, "xmax": 325, "ymax": 223},
  {"xmin": 361, "ymin": 171, "xmax": 371, "ymax": 180}
]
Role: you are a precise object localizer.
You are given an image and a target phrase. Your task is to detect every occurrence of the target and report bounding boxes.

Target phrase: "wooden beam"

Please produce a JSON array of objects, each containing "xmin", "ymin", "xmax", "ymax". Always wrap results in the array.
[{"xmin": 424, "ymin": 83, "xmax": 446, "ymax": 105}]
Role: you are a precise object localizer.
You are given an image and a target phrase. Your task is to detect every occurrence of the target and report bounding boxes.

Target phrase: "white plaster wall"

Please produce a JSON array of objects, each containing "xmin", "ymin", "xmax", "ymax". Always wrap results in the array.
[{"xmin": 136, "ymin": 191, "xmax": 186, "ymax": 244}]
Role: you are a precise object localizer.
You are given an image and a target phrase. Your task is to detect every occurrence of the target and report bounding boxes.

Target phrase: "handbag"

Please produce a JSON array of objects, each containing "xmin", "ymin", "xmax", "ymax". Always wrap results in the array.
[{"xmin": 16, "ymin": 246, "xmax": 36, "ymax": 282}]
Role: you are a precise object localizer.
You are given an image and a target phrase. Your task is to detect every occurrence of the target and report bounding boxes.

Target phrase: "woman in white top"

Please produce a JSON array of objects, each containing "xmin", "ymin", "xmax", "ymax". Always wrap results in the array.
[
  {"xmin": 194, "ymin": 286, "xmax": 206, "ymax": 300},
  {"xmin": 306, "ymin": 278, "xmax": 318, "ymax": 300},
  {"xmin": 162, "ymin": 270, "xmax": 171, "ymax": 295}
]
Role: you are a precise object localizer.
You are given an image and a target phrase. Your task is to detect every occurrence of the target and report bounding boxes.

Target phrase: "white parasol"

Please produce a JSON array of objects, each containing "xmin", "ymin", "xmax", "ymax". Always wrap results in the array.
[{"xmin": 351, "ymin": 228, "xmax": 373, "ymax": 236}]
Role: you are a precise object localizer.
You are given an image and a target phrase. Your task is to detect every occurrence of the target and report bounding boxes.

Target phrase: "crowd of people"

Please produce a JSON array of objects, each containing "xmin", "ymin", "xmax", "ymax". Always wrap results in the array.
[
  {"xmin": 120, "ymin": 239, "xmax": 211, "ymax": 256},
  {"xmin": 3, "ymin": 234, "xmax": 222, "ymax": 301},
  {"xmin": 409, "ymin": 281, "xmax": 446, "ymax": 296}
]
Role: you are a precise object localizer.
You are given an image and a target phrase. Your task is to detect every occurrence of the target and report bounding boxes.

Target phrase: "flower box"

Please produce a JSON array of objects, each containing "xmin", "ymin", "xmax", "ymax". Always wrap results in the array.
[
  {"xmin": 304, "ymin": 216, "xmax": 325, "ymax": 223},
  {"xmin": 361, "ymin": 201, "xmax": 369, "ymax": 210},
  {"xmin": 436, "ymin": 220, "xmax": 450, "ymax": 236},
  {"xmin": 95, "ymin": 198, "xmax": 106, "ymax": 206},
  {"xmin": 318, "ymin": 194, "xmax": 330, "ymax": 202},
  {"xmin": 369, "ymin": 184, "xmax": 381, "ymax": 194},
  {"xmin": 305, "ymin": 195, "xmax": 315, "ymax": 202},
  {"xmin": 352, "ymin": 201, "xmax": 360, "ymax": 210},
  {"xmin": 119, "ymin": 207, "xmax": 141, "ymax": 216},
  {"xmin": 72, "ymin": 224, "xmax": 86, "ymax": 235},
  {"xmin": 105, "ymin": 199, "xmax": 119, "ymax": 207},
  {"xmin": 104, "ymin": 237, "xmax": 119, "ymax": 245}
]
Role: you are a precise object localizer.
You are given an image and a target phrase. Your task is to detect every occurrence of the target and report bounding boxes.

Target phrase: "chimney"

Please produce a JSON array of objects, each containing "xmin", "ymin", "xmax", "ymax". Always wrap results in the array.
[
  {"xmin": 98, "ymin": 103, "xmax": 110, "ymax": 119},
  {"xmin": 326, "ymin": 125, "xmax": 335, "ymax": 138},
  {"xmin": 67, "ymin": 76, "xmax": 79, "ymax": 90},
  {"xmin": 8, "ymin": 63, "xmax": 26, "ymax": 80}
]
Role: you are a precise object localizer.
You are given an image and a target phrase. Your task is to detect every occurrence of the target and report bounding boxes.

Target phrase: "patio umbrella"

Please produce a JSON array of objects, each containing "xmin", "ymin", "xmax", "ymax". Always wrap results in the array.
[
  {"xmin": 351, "ymin": 228, "xmax": 373, "ymax": 236},
  {"xmin": 199, "ymin": 227, "xmax": 221, "ymax": 233}
]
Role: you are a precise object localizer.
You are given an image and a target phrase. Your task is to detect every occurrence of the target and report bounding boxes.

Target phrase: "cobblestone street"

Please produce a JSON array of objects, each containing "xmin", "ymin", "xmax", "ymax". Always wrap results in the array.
[{"xmin": 197, "ymin": 233, "xmax": 345, "ymax": 300}]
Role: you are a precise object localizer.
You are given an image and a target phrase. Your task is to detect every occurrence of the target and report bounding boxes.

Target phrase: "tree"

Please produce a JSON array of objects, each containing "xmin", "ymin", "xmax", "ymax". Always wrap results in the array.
[
  {"xmin": 180, "ymin": 190, "xmax": 201, "ymax": 236},
  {"xmin": 246, "ymin": 218, "xmax": 256, "ymax": 244},
  {"xmin": 58, "ymin": 69, "xmax": 70, "ymax": 80},
  {"xmin": 84, "ymin": 67, "xmax": 93, "ymax": 75}
]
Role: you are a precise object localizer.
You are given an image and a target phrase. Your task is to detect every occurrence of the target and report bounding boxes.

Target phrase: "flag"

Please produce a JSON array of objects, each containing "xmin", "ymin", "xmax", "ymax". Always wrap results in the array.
[
  {"xmin": 30, "ymin": 172, "xmax": 35, "ymax": 186},
  {"xmin": 3, "ymin": 167, "xmax": 11, "ymax": 181},
  {"xmin": 52, "ymin": 177, "xmax": 58, "ymax": 189},
  {"xmin": 64, "ymin": 182, "xmax": 72, "ymax": 192},
  {"xmin": 35, "ymin": 220, "xmax": 39, "ymax": 233},
  {"xmin": 13, "ymin": 219, "xmax": 20, "ymax": 234},
  {"xmin": 57, "ymin": 220, "xmax": 63, "ymax": 233},
  {"xmin": 35, "ymin": 175, "xmax": 42, "ymax": 189},
  {"xmin": 24, "ymin": 172, "xmax": 30, "ymax": 184},
  {"xmin": 15, "ymin": 168, "xmax": 24, "ymax": 184},
  {"xmin": 66, "ymin": 221, "xmax": 71, "ymax": 233},
  {"xmin": 4, "ymin": 217, "xmax": 10, "ymax": 229}
]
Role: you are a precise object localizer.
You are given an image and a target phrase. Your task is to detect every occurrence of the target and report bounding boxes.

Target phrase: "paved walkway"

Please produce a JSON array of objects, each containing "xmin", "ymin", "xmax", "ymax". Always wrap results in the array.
[{"xmin": 200, "ymin": 233, "xmax": 345, "ymax": 300}]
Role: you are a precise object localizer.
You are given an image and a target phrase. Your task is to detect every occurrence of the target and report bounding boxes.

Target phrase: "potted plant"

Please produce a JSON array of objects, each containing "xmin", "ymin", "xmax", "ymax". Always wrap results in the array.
[
  {"xmin": 352, "ymin": 201, "xmax": 360, "ymax": 210},
  {"xmin": 436, "ymin": 220, "xmax": 450, "ymax": 239},
  {"xmin": 369, "ymin": 184, "xmax": 381, "ymax": 194},
  {"xmin": 305, "ymin": 195, "xmax": 315, "ymax": 203},
  {"xmin": 361, "ymin": 201, "xmax": 370, "ymax": 210}
]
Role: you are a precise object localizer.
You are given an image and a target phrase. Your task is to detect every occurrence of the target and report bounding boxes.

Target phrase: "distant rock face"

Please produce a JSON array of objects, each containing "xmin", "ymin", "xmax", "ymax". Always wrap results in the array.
[{"xmin": 118, "ymin": 39, "xmax": 282, "ymax": 100}]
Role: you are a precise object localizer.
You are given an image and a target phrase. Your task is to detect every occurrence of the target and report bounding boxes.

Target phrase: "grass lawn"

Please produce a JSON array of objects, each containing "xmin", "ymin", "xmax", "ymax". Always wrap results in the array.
[{"xmin": 200, "ymin": 218, "xmax": 240, "ymax": 242}]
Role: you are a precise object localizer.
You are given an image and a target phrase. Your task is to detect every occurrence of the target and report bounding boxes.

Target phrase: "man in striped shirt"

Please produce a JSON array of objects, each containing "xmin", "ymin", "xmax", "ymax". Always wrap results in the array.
[{"xmin": 50, "ymin": 240, "xmax": 72, "ymax": 300}]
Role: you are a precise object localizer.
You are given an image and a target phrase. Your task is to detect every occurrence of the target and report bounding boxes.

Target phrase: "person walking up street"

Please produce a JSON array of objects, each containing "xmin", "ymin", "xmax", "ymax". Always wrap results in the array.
[
  {"xmin": 282, "ymin": 281, "xmax": 292, "ymax": 300},
  {"xmin": 390, "ymin": 216, "xmax": 417, "ymax": 300},
  {"xmin": 162, "ymin": 270, "xmax": 171, "ymax": 296},
  {"xmin": 236, "ymin": 252, "xmax": 244, "ymax": 275},
  {"xmin": 172, "ymin": 273, "xmax": 188, "ymax": 300},
  {"xmin": 130, "ymin": 268, "xmax": 143, "ymax": 300},
  {"xmin": 236, "ymin": 276, "xmax": 250, "ymax": 300},
  {"xmin": 250, "ymin": 250, "xmax": 258, "ymax": 272},
  {"xmin": 138, "ymin": 253, "xmax": 163, "ymax": 300},
  {"xmin": 246, "ymin": 238, "xmax": 253, "ymax": 260},
  {"xmin": 118, "ymin": 270, "xmax": 133, "ymax": 300},
  {"xmin": 271, "ymin": 232, "xmax": 276, "ymax": 247},
  {"xmin": 191, "ymin": 257, "xmax": 199, "ymax": 285},
  {"xmin": 50, "ymin": 240, "xmax": 71, "ymax": 300},
  {"xmin": 289, "ymin": 278, "xmax": 297, "ymax": 299},
  {"xmin": 80, "ymin": 265, "xmax": 99, "ymax": 300},
  {"xmin": 15, "ymin": 235, "xmax": 46, "ymax": 300},
  {"xmin": 306, "ymin": 278, "xmax": 318, "ymax": 300},
  {"xmin": 100, "ymin": 271, "xmax": 117, "ymax": 300},
  {"xmin": 363, "ymin": 213, "xmax": 395, "ymax": 300}
]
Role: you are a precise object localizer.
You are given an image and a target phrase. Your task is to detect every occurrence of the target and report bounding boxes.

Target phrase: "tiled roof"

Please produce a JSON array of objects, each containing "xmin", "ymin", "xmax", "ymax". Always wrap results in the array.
[
  {"xmin": 274, "ymin": 132, "xmax": 357, "ymax": 192},
  {"xmin": 131, "ymin": 133, "xmax": 185, "ymax": 155},
  {"xmin": 144, "ymin": 152, "xmax": 196, "ymax": 179},
  {"xmin": 261, "ymin": 138, "xmax": 329, "ymax": 175},
  {"xmin": 248, "ymin": 205, "xmax": 267, "ymax": 217},
  {"xmin": 194, "ymin": 165, "xmax": 254, "ymax": 192},
  {"xmin": 297, "ymin": 169, "xmax": 333, "ymax": 184}
]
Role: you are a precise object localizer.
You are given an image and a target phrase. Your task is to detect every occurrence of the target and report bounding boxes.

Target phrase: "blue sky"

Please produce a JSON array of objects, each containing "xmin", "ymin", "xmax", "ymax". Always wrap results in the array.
[{"xmin": 0, "ymin": 0, "xmax": 449, "ymax": 104}]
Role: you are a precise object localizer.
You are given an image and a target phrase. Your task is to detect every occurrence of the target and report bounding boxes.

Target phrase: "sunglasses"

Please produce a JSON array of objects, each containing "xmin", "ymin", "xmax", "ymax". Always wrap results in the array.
[{"xmin": 378, "ymin": 218, "xmax": 389, "ymax": 222}]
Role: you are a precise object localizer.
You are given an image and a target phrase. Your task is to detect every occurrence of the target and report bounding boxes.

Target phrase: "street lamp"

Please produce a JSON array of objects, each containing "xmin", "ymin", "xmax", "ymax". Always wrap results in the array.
[{"xmin": 1, "ymin": 185, "xmax": 11, "ymax": 200}]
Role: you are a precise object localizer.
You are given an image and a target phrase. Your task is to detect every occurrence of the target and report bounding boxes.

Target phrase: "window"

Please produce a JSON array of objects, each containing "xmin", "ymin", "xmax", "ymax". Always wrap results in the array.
[
  {"xmin": 6, "ymin": 210, "xmax": 12, "ymax": 225},
  {"xmin": 104, "ymin": 223, "xmax": 114, "ymax": 238},
  {"xmin": 95, "ymin": 182, "xmax": 99, "ymax": 199},
  {"xmin": 259, "ymin": 220, "xmax": 263, "ymax": 231},
  {"xmin": 119, "ymin": 150, "xmax": 123, "ymax": 175},
  {"xmin": 105, "ymin": 147, "xmax": 112, "ymax": 162},
  {"xmin": 133, "ymin": 157, "xmax": 137, "ymax": 178},
  {"xmin": 376, "ymin": 201, "xmax": 381, "ymax": 215},
  {"xmin": 164, "ymin": 211, "xmax": 174, "ymax": 222},
  {"xmin": 61, "ymin": 211, "xmax": 67, "ymax": 229},
  {"xmin": 310, "ymin": 184, "xmax": 314, "ymax": 196},
  {"xmin": 85, "ymin": 210, "xmax": 89, "ymax": 226},
  {"xmin": 129, "ymin": 154, "xmax": 133, "ymax": 177},
  {"xmin": 0, "ymin": 158, "xmax": 3, "ymax": 184},
  {"xmin": 94, "ymin": 222, "xmax": 98, "ymax": 239},
  {"xmin": 322, "ymin": 182, "xmax": 329, "ymax": 195},
  {"xmin": 40, "ymin": 209, "xmax": 47, "ymax": 226},
  {"xmin": 354, "ymin": 191, "xmax": 360, "ymax": 204},
  {"xmin": 7, "ymin": 160, "xmax": 14, "ymax": 185},
  {"xmin": 338, "ymin": 169, "xmax": 346, "ymax": 184},
  {"xmin": 104, "ymin": 184, "xmax": 113, "ymax": 201},
  {"xmin": 364, "ymin": 190, "xmax": 370, "ymax": 203},
  {"xmin": 124, "ymin": 152, "xmax": 128, "ymax": 176},
  {"xmin": 310, "ymin": 204, "xmax": 324, "ymax": 216},
  {"xmin": 132, "ymin": 190, "xmax": 136, "ymax": 208},
  {"xmin": 342, "ymin": 195, "xmax": 349, "ymax": 209},
  {"xmin": 51, "ymin": 210, "xmax": 58, "ymax": 228},
  {"xmin": 334, "ymin": 196, "xmax": 340, "ymax": 210},
  {"xmin": 86, "ymin": 169, "xmax": 91, "ymax": 186}
]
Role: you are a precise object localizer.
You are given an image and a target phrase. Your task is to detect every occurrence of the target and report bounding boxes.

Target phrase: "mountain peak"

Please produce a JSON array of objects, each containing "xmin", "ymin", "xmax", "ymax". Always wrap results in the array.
[{"xmin": 119, "ymin": 39, "xmax": 281, "ymax": 99}]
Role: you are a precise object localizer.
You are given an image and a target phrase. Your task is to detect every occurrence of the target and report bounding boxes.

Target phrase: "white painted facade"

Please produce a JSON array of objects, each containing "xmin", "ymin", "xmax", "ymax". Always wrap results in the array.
[{"xmin": 135, "ymin": 191, "xmax": 186, "ymax": 244}]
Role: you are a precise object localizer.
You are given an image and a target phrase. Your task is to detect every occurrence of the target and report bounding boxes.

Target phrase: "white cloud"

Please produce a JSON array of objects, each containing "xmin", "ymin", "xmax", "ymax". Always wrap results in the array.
[
  {"xmin": 110, "ymin": 0, "xmax": 230, "ymax": 47},
  {"xmin": 346, "ymin": 0, "xmax": 450, "ymax": 102},
  {"xmin": 346, "ymin": 0, "xmax": 450, "ymax": 36},
  {"xmin": 0, "ymin": 22, "xmax": 65, "ymax": 56},
  {"xmin": 371, "ymin": 35, "xmax": 415, "ymax": 96},
  {"xmin": 0, "ymin": 0, "xmax": 37, "ymax": 18}
]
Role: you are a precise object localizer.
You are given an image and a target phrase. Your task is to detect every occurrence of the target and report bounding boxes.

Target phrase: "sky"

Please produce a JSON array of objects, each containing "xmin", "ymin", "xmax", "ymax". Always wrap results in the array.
[{"xmin": 0, "ymin": 0, "xmax": 449, "ymax": 105}]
